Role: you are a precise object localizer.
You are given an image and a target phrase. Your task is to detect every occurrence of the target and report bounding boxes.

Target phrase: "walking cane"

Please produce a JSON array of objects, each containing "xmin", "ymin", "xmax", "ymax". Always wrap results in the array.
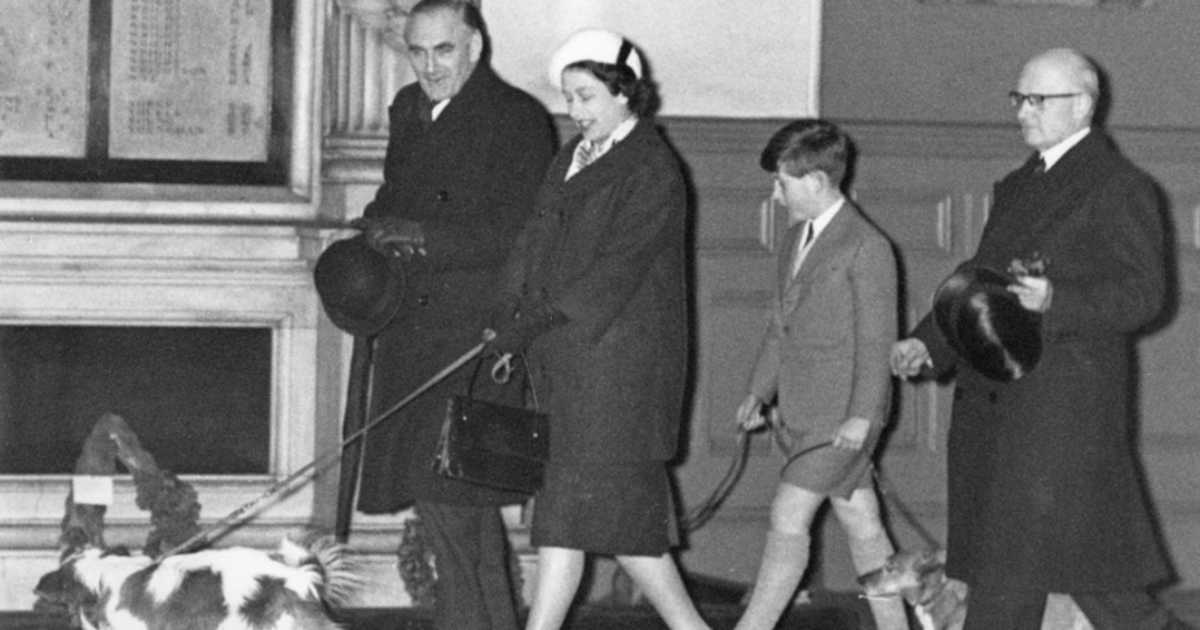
[
  {"xmin": 160, "ymin": 341, "xmax": 488, "ymax": 558},
  {"xmin": 335, "ymin": 334, "xmax": 375, "ymax": 542}
]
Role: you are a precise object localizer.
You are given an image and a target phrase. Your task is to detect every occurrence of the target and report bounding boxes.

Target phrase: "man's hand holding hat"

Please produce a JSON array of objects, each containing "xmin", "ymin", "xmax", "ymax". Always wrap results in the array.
[
  {"xmin": 1007, "ymin": 275, "xmax": 1053, "ymax": 313},
  {"xmin": 352, "ymin": 216, "xmax": 427, "ymax": 262}
]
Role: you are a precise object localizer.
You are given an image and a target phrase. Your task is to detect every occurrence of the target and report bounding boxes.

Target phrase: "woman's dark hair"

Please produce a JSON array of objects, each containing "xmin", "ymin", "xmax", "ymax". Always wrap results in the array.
[
  {"xmin": 759, "ymin": 118, "xmax": 850, "ymax": 186},
  {"xmin": 564, "ymin": 60, "xmax": 659, "ymax": 117}
]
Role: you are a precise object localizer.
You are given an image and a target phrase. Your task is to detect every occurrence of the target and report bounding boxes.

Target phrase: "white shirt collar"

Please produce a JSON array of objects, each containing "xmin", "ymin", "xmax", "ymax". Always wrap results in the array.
[
  {"xmin": 584, "ymin": 115, "xmax": 638, "ymax": 157},
  {"xmin": 1040, "ymin": 127, "xmax": 1090, "ymax": 171},
  {"xmin": 565, "ymin": 116, "xmax": 638, "ymax": 180},
  {"xmin": 809, "ymin": 197, "xmax": 845, "ymax": 240},
  {"xmin": 431, "ymin": 99, "xmax": 451, "ymax": 121}
]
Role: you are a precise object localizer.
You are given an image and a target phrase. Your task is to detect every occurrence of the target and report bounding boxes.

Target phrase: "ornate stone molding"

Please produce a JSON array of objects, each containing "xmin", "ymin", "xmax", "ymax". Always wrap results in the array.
[{"xmin": 325, "ymin": 1, "xmax": 412, "ymax": 136}]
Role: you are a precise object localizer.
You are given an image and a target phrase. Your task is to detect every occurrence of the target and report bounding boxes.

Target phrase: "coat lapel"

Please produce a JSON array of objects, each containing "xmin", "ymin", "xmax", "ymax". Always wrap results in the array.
[
  {"xmin": 781, "ymin": 205, "xmax": 856, "ymax": 312},
  {"xmin": 553, "ymin": 119, "xmax": 655, "ymax": 195}
]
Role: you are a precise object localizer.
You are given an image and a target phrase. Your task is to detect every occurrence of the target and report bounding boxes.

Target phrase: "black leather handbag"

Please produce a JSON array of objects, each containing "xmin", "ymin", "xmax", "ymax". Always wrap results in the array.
[{"xmin": 433, "ymin": 357, "xmax": 549, "ymax": 494}]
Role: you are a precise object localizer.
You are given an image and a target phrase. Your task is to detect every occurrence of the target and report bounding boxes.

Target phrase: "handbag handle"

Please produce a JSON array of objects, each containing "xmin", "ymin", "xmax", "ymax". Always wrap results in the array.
[{"xmin": 467, "ymin": 354, "xmax": 542, "ymax": 410}]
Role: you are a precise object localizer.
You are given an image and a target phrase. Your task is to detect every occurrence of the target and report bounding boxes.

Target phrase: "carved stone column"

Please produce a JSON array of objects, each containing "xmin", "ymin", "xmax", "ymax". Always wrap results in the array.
[{"xmin": 324, "ymin": 0, "xmax": 417, "ymax": 138}]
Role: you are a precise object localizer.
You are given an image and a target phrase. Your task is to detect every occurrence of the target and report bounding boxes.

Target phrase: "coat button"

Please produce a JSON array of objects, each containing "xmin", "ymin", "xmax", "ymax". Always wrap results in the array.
[
  {"xmin": 436, "ymin": 190, "xmax": 449, "ymax": 201},
  {"xmin": 783, "ymin": 325, "xmax": 791, "ymax": 334},
  {"xmin": 988, "ymin": 391, "xmax": 998, "ymax": 403},
  {"xmin": 418, "ymin": 294, "xmax": 430, "ymax": 306}
]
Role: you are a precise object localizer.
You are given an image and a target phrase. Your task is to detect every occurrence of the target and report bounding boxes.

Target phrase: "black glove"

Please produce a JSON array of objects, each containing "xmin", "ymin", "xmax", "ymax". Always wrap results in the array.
[
  {"xmin": 485, "ymin": 296, "xmax": 520, "ymax": 334},
  {"xmin": 351, "ymin": 216, "xmax": 426, "ymax": 261},
  {"xmin": 487, "ymin": 303, "xmax": 567, "ymax": 355}
]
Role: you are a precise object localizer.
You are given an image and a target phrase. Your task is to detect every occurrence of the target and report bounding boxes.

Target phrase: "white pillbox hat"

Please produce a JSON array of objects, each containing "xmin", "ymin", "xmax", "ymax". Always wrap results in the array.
[{"xmin": 547, "ymin": 28, "xmax": 644, "ymax": 89}]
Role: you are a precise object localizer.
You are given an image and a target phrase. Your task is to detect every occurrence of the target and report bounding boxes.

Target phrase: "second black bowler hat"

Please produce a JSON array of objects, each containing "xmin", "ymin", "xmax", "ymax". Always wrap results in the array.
[
  {"xmin": 933, "ymin": 267, "xmax": 1042, "ymax": 382},
  {"xmin": 314, "ymin": 234, "xmax": 404, "ymax": 337}
]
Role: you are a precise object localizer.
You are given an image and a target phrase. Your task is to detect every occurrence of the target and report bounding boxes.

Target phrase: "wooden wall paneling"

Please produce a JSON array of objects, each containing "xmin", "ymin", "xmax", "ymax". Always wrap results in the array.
[{"xmin": 318, "ymin": 117, "xmax": 1200, "ymax": 596}]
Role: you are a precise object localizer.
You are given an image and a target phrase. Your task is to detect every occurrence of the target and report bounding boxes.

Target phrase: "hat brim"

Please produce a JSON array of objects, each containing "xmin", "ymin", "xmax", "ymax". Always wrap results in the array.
[
  {"xmin": 933, "ymin": 267, "xmax": 1042, "ymax": 382},
  {"xmin": 314, "ymin": 235, "xmax": 405, "ymax": 338}
]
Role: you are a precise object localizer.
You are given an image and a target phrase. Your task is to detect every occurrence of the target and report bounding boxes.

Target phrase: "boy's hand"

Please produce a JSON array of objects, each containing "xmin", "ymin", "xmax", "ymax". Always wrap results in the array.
[
  {"xmin": 833, "ymin": 417, "xmax": 870, "ymax": 451},
  {"xmin": 736, "ymin": 394, "xmax": 765, "ymax": 431}
]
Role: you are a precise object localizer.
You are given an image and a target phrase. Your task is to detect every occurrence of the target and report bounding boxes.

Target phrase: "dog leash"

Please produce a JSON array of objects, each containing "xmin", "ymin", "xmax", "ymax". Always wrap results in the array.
[
  {"xmin": 872, "ymin": 462, "xmax": 942, "ymax": 550},
  {"xmin": 682, "ymin": 429, "xmax": 752, "ymax": 531},
  {"xmin": 160, "ymin": 342, "xmax": 488, "ymax": 558}
]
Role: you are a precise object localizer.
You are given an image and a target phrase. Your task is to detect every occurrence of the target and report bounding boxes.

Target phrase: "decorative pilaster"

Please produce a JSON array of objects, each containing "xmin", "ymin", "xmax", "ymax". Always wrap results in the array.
[{"xmin": 324, "ymin": 0, "xmax": 414, "ymax": 138}]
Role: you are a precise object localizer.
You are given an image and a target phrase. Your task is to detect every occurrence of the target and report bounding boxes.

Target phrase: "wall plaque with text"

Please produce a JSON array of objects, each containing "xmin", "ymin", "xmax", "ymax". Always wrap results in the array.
[
  {"xmin": 0, "ymin": 0, "xmax": 91, "ymax": 158},
  {"xmin": 0, "ymin": 0, "xmax": 291, "ymax": 185},
  {"xmin": 108, "ymin": 0, "xmax": 271, "ymax": 162}
]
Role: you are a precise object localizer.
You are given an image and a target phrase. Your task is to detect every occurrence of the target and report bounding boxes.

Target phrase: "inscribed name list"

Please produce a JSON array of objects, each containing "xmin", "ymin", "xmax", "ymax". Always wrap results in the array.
[
  {"xmin": 0, "ymin": 0, "xmax": 90, "ymax": 158},
  {"xmin": 109, "ymin": 0, "xmax": 271, "ymax": 162}
]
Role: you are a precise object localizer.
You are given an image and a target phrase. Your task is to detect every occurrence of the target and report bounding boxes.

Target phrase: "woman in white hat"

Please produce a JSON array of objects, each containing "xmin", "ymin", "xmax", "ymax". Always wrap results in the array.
[{"xmin": 485, "ymin": 28, "xmax": 710, "ymax": 630}]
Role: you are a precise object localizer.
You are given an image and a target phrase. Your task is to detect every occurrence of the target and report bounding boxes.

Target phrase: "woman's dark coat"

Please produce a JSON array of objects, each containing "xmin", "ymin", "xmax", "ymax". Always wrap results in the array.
[
  {"xmin": 356, "ymin": 64, "xmax": 555, "ymax": 512},
  {"xmin": 912, "ymin": 130, "xmax": 1173, "ymax": 592},
  {"xmin": 499, "ymin": 119, "xmax": 689, "ymax": 464}
]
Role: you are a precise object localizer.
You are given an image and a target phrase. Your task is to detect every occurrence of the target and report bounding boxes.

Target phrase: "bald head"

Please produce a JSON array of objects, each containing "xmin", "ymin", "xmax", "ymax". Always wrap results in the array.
[
  {"xmin": 1024, "ymin": 49, "xmax": 1099, "ymax": 100},
  {"xmin": 1014, "ymin": 48, "xmax": 1099, "ymax": 151}
]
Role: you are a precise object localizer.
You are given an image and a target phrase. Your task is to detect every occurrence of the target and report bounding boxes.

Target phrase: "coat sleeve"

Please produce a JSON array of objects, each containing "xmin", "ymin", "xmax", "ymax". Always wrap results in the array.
[
  {"xmin": 1041, "ymin": 170, "xmax": 1166, "ymax": 338},
  {"xmin": 848, "ymin": 235, "xmax": 899, "ymax": 424},
  {"xmin": 362, "ymin": 92, "xmax": 417, "ymax": 221},
  {"xmin": 747, "ymin": 310, "xmax": 783, "ymax": 402}
]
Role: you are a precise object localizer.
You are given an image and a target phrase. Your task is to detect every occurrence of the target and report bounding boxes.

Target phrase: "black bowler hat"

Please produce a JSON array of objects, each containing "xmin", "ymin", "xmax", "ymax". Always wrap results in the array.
[
  {"xmin": 314, "ymin": 235, "xmax": 404, "ymax": 337},
  {"xmin": 933, "ymin": 267, "xmax": 1042, "ymax": 382}
]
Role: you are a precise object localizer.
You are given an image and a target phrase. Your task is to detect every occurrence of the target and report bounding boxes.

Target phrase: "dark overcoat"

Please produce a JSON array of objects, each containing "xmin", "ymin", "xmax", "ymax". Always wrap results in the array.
[
  {"xmin": 498, "ymin": 119, "xmax": 689, "ymax": 464},
  {"xmin": 356, "ymin": 64, "xmax": 555, "ymax": 512},
  {"xmin": 912, "ymin": 130, "xmax": 1173, "ymax": 591}
]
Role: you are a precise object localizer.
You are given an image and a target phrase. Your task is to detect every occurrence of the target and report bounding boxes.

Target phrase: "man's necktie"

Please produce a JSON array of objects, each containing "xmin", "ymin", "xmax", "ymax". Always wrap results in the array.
[
  {"xmin": 1033, "ymin": 155, "xmax": 1046, "ymax": 175},
  {"xmin": 419, "ymin": 100, "xmax": 434, "ymax": 129},
  {"xmin": 791, "ymin": 221, "xmax": 815, "ymax": 278}
]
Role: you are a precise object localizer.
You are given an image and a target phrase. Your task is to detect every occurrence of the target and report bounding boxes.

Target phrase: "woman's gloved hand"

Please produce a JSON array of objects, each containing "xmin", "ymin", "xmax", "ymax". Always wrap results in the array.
[
  {"xmin": 485, "ymin": 296, "xmax": 519, "ymax": 334},
  {"xmin": 486, "ymin": 303, "xmax": 567, "ymax": 355}
]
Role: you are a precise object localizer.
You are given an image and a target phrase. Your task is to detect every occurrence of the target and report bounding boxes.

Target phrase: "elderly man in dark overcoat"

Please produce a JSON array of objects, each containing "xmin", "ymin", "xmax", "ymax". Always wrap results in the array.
[
  {"xmin": 350, "ymin": 1, "xmax": 554, "ymax": 628},
  {"xmin": 892, "ymin": 48, "xmax": 1184, "ymax": 629}
]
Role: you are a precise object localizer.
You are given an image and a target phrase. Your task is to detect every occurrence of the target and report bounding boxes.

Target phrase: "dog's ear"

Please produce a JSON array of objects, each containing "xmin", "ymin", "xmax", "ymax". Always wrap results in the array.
[{"xmin": 34, "ymin": 567, "xmax": 69, "ymax": 601}]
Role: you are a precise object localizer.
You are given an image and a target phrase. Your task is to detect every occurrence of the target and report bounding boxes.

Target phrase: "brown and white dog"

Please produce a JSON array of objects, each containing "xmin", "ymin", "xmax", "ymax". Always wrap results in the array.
[
  {"xmin": 35, "ymin": 537, "xmax": 359, "ymax": 630},
  {"xmin": 859, "ymin": 547, "xmax": 1093, "ymax": 630},
  {"xmin": 859, "ymin": 547, "xmax": 967, "ymax": 630}
]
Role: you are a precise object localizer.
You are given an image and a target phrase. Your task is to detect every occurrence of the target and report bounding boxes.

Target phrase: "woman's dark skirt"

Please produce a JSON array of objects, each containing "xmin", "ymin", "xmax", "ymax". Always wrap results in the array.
[{"xmin": 531, "ymin": 460, "xmax": 679, "ymax": 556}]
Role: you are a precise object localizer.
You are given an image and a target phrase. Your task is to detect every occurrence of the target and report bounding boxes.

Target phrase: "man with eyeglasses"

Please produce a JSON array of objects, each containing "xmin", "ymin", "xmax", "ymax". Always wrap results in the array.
[{"xmin": 891, "ymin": 48, "xmax": 1186, "ymax": 629}]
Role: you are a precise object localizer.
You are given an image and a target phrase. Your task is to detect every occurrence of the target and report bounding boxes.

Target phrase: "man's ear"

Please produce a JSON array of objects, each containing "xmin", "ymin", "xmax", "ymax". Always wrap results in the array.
[
  {"xmin": 808, "ymin": 169, "xmax": 832, "ymax": 193},
  {"xmin": 469, "ymin": 31, "xmax": 483, "ymax": 64},
  {"xmin": 1073, "ymin": 93, "xmax": 1096, "ymax": 125}
]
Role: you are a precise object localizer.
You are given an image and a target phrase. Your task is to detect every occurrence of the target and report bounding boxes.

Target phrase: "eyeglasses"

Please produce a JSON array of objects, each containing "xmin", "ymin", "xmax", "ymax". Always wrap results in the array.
[{"xmin": 1008, "ymin": 91, "xmax": 1080, "ymax": 108}]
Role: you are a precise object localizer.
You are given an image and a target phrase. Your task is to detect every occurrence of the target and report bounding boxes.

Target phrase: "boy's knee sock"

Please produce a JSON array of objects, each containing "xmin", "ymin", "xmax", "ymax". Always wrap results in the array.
[
  {"xmin": 847, "ymin": 529, "xmax": 894, "ymax": 575},
  {"xmin": 734, "ymin": 530, "xmax": 811, "ymax": 630},
  {"xmin": 849, "ymin": 531, "xmax": 910, "ymax": 630}
]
